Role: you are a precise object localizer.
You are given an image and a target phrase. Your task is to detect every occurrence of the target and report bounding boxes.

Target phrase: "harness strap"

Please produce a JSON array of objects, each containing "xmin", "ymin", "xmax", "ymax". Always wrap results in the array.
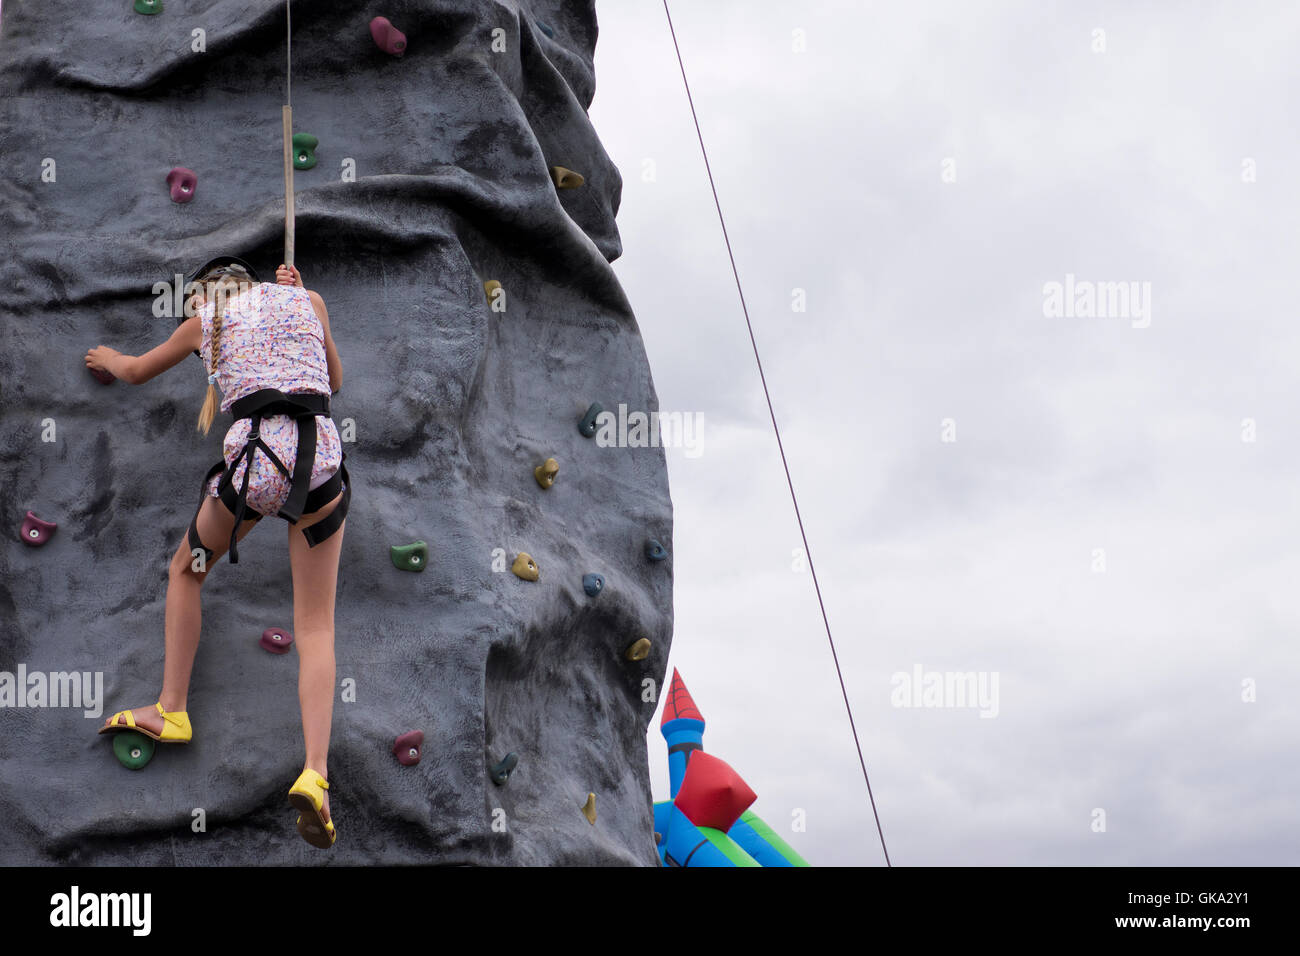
[{"xmin": 190, "ymin": 390, "xmax": 346, "ymax": 564}]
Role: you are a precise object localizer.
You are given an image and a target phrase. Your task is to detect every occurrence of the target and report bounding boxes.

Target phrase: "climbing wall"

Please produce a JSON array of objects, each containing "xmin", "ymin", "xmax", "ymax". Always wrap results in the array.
[{"xmin": 0, "ymin": 0, "xmax": 673, "ymax": 865}]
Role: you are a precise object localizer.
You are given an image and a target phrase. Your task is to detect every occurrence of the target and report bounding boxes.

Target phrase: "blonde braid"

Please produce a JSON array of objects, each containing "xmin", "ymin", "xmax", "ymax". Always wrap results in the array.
[{"xmin": 196, "ymin": 276, "xmax": 232, "ymax": 435}]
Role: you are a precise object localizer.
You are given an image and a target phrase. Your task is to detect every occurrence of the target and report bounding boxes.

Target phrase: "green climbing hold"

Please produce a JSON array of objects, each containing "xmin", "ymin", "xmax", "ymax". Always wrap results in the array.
[
  {"xmin": 293, "ymin": 132, "xmax": 319, "ymax": 170},
  {"xmin": 112, "ymin": 732, "xmax": 156, "ymax": 770},
  {"xmin": 134, "ymin": 0, "xmax": 162, "ymax": 15},
  {"xmin": 391, "ymin": 541, "xmax": 428, "ymax": 572}
]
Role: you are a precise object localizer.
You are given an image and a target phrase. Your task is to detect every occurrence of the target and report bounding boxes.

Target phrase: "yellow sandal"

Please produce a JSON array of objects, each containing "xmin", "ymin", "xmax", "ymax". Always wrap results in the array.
[
  {"xmin": 97, "ymin": 702, "xmax": 192, "ymax": 743},
  {"xmin": 288, "ymin": 768, "xmax": 337, "ymax": 849}
]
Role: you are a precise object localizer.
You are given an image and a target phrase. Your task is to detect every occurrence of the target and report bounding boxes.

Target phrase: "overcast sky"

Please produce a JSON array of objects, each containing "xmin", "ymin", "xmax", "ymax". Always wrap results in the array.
[{"xmin": 591, "ymin": 0, "xmax": 1300, "ymax": 865}]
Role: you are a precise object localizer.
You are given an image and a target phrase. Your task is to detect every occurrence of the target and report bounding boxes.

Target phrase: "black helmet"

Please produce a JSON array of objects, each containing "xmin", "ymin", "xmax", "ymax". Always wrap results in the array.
[
  {"xmin": 185, "ymin": 255, "xmax": 261, "ymax": 286},
  {"xmin": 179, "ymin": 256, "xmax": 262, "ymax": 357}
]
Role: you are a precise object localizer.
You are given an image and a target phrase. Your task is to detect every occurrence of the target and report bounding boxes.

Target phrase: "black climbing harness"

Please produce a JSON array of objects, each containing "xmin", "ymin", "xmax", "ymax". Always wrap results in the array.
[{"xmin": 187, "ymin": 387, "xmax": 350, "ymax": 565}]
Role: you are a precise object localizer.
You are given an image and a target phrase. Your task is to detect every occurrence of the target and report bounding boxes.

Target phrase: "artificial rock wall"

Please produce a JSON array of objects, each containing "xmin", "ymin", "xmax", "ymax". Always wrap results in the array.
[{"xmin": 0, "ymin": 0, "xmax": 673, "ymax": 865}]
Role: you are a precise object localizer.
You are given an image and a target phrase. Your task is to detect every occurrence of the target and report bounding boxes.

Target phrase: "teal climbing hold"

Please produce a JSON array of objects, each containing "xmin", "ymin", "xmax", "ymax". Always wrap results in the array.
[
  {"xmin": 645, "ymin": 539, "xmax": 668, "ymax": 562},
  {"xmin": 292, "ymin": 133, "xmax": 319, "ymax": 170},
  {"xmin": 134, "ymin": 0, "xmax": 162, "ymax": 15},
  {"xmin": 536, "ymin": 20, "xmax": 555, "ymax": 39},
  {"xmin": 391, "ymin": 541, "xmax": 428, "ymax": 572},
  {"xmin": 578, "ymin": 402, "xmax": 603, "ymax": 438},
  {"xmin": 489, "ymin": 752, "xmax": 518, "ymax": 786},
  {"xmin": 583, "ymin": 573, "xmax": 604, "ymax": 597}
]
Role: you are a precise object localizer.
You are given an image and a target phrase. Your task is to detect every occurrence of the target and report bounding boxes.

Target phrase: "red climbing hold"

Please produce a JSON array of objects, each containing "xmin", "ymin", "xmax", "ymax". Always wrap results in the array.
[
  {"xmin": 393, "ymin": 730, "xmax": 423, "ymax": 766},
  {"xmin": 370, "ymin": 16, "xmax": 407, "ymax": 56},
  {"xmin": 259, "ymin": 627, "xmax": 294, "ymax": 654},
  {"xmin": 89, "ymin": 366, "xmax": 115, "ymax": 385},
  {"xmin": 673, "ymin": 751, "xmax": 757, "ymax": 833},
  {"xmin": 166, "ymin": 167, "xmax": 197, "ymax": 204},
  {"xmin": 20, "ymin": 511, "xmax": 56, "ymax": 547}
]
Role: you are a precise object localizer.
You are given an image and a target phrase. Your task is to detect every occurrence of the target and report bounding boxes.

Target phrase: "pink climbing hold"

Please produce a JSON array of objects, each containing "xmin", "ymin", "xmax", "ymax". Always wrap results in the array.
[
  {"xmin": 259, "ymin": 627, "xmax": 294, "ymax": 654},
  {"xmin": 166, "ymin": 167, "xmax": 197, "ymax": 204},
  {"xmin": 20, "ymin": 511, "xmax": 56, "ymax": 547},
  {"xmin": 393, "ymin": 730, "xmax": 424, "ymax": 766},
  {"xmin": 89, "ymin": 366, "xmax": 115, "ymax": 385},
  {"xmin": 370, "ymin": 16, "xmax": 407, "ymax": 56}
]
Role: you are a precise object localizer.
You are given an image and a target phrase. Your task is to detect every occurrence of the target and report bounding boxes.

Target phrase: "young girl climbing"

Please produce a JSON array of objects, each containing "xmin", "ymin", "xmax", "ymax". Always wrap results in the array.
[{"xmin": 85, "ymin": 258, "xmax": 349, "ymax": 849}]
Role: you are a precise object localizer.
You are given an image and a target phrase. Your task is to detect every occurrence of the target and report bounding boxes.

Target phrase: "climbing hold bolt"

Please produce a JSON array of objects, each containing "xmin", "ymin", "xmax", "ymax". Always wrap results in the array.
[
  {"xmin": 89, "ymin": 366, "xmax": 115, "ymax": 385},
  {"xmin": 550, "ymin": 166, "xmax": 585, "ymax": 189},
  {"xmin": 624, "ymin": 638, "xmax": 652, "ymax": 662},
  {"xmin": 536, "ymin": 20, "xmax": 555, "ymax": 39},
  {"xmin": 581, "ymin": 792, "xmax": 597, "ymax": 825},
  {"xmin": 369, "ymin": 16, "xmax": 407, "ymax": 56},
  {"xmin": 534, "ymin": 458, "xmax": 559, "ymax": 489},
  {"xmin": 113, "ymin": 732, "xmax": 156, "ymax": 770},
  {"xmin": 259, "ymin": 627, "xmax": 294, "ymax": 655},
  {"xmin": 645, "ymin": 539, "xmax": 668, "ymax": 562},
  {"xmin": 134, "ymin": 0, "xmax": 162, "ymax": 14},
  {"xmin": 511, "ymin": 552, "xmax": 539, "ymax": 581},
  {"xmin": 20, "ymin": 512, "xmax": 56, "ymax": 547},
  {"xmin": 489, "ymin": 752, "xmax": 518, "ymax": 786},
  {"xmin": 166, "ymin": 167, "xmax": 197, "ymax": 204},
  {"xmin": 393, "ymin": 730, "xmax": 424, "ymax": 766},
  {"xmin": 582, "ymin": 573, "xmax": 604, "ymax": 597},
  {"xmin": 578, "ymin": 402, "xmax": 603, "ymax": 438},
  {"xmin": 391, "ymin": 541, "xmax": 428, "ymax": 572},
  {"xmin": 292, "ymin": 133, "xmax": 319, "ymax": 170}
]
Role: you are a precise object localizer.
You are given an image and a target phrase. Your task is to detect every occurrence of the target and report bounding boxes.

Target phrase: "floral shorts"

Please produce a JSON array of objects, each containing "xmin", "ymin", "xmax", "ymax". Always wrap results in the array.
[{"xmin": 205, "ymin": 414, "xmax": 343, "ymax": 518}]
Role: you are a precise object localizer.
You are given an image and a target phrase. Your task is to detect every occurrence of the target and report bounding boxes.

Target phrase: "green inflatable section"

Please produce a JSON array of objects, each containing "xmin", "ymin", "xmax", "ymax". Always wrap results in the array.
[
  {"xmin": 740, "ymin": 809, "xmax": 811, "ymax": 867},
  {"xmin": 699, "ymin": 827, "xmax": 761, "ymax": 867}
]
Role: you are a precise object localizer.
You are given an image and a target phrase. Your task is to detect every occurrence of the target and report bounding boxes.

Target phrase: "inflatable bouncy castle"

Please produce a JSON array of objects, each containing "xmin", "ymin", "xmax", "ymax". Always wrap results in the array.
[{"xmin": 654, "ymin": 670, "xmax": 809, "ymax": 866}]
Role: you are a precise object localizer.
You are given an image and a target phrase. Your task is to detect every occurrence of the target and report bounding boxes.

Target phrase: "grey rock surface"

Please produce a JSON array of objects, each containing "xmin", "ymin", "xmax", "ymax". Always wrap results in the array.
[{"xmin": 0, "ymin": 0, "xmax": 672, "ymax": 865}]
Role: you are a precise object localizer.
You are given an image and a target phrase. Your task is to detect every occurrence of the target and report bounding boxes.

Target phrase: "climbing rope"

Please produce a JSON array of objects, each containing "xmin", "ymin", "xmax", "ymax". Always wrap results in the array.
[
  {"xmin": 282, "ymin": 1, "xmax": 295, "ymax": 268},
  {"xmin": 660, "ymin": 1, "xmax": 892, "ymax": 867}
]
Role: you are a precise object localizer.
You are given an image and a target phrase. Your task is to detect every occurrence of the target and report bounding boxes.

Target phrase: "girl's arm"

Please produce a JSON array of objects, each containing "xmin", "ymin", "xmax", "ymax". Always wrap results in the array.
[
  {"xmin": 85, "ymin": 318, "xmax": 199, "ymax": 385},
  {"xmin": 307, "ymin": 291, "xmax": 343, "ymax": 395},
  {"xmin": 277, "ymin": 264, "xmax": 341, "ymax": 394}
]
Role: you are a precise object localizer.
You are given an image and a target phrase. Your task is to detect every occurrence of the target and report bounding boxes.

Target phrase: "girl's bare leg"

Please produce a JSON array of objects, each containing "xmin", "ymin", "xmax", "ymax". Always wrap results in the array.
[
  {"xmin": 103, "ymin": 495, "xmax": 259, "ymax": 734},
  {"xmin": 288, "ymin": 490, "xmax": 345, "ymax": 823}
]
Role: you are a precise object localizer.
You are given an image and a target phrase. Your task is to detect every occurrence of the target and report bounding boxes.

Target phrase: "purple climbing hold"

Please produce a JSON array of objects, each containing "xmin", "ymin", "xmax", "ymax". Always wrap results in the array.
[
  {"xmin": 394, "ymin": 730, "xmax": 424, "ymax": 765},
  {"xmin": 89, "ymin": 366, "xmax": 115, "ymax": 385},
  {"xmin": 370, "ymin": 16, "xmax": 407, "ymax": 56},
  {"xmin": 20, "ymin": 511, "xmax": 56, "ymax": 547},
  {"xmin": 259, "ymin": 627, "xmax": 294, "ymax": 655},
  {"xmin": 166, "ymin": 167, "xmax": 197, "ymax": 204}
]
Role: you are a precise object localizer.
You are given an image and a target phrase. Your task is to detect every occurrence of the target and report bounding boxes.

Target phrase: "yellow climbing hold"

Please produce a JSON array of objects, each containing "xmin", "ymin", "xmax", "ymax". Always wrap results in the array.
[
  {"xmin": 581, "ymin": 792, "xmax": 597, "ymax": 825},
  {"xmin": 550, "ymin": 166, "xmax": 585, "ymax": 189},
  {"xmin": 624, "ymin": 638, "xmax": 652, "ymax": 662},
  {"xmin": 511, "ymin": 552, "xmax": 539, "ymax": 581},
  {"xmin": 483, "ymin": 280, "xmax": 503, "ymax": 309},
  {"xmin": 534, "ymin": 458, "xmax": 558, "ymax": 489}
]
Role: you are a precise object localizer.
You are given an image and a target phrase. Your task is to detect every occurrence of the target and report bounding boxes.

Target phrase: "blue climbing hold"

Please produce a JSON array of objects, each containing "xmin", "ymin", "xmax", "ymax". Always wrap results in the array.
[
  {"xmin": 489, "ymin": 752, "xmax": 518, "ymax": 785},
  {"xmin": 578, "ymin": 402, "xmax": 603, "ymax": 438},
  {"xmin": 645, "ymin": 539, "xmax": 667, "ymax": 562},
  {"xmin": 536, "ymin": 20, "xmax": 555, "ymax": 39},
  {"xmin": 583, "ymin": 573, "xmax": 604, "ymax": 597}
]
